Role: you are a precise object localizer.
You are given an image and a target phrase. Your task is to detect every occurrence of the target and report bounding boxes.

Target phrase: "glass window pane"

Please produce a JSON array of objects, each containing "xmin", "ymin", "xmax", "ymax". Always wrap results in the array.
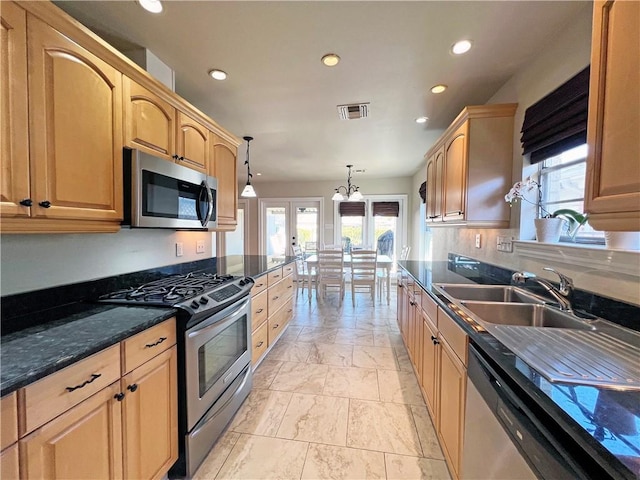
[
  {"xmin": 296, "ymin": 207, "xmax": 318, "ymax": 250},
  {"xmin": 266, "ymin": 207, "xmax": 287, "ymax": 259},
  {"xmin": 341, "ymin": 216, "xmax": 363, "ymax": 251}
]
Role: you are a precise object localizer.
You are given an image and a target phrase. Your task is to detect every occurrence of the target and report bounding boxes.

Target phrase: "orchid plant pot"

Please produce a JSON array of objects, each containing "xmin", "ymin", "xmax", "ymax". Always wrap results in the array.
[{"xmin": 534, "ymin": 218, "xmax": 564, "ymax": 243}]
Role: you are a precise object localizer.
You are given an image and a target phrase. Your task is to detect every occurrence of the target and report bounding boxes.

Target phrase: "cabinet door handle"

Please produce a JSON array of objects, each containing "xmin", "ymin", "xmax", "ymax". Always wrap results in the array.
[
  {"xmin": 256, "ymin": 341, "xmax": 264, "ymax": 348},
  {"xmin": 145, "ymin": 337, "xmax": 167, "ymax": 348},
  {"xmin": 172, "ymin": 154, "xmax": 179, "ymax": 160},
  {"xmin": 256, "ymin": 308, "xmax": 264, "ymax": 314},
  {"xmin": 127, "ymin": 384, "xmax": 138, "ymax": 393},
  {"xmin": 66, "ymin": 373, "xmax": 101, "ymax": 392},
  {"xmin": 114, "ymin": 392, "xmax": 125, "ymax": 401},
  {"xmin": 19, "ymin": 199, "xmax": 33, "ymax": 207},
  {"xmin": 39, "ymin": 200, "xmax": 52, "ymax": 208}
]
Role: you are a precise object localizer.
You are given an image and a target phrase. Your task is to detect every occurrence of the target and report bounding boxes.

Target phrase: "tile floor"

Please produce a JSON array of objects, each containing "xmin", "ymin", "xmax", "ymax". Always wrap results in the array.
[{"xmin": 193, "ymin": 287, "xmax": 451, "ymax": 480}]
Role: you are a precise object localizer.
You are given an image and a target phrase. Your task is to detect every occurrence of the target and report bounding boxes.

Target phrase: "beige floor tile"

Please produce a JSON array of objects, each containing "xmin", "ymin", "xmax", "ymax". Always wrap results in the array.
[
  {"xmin": 277, "ymin": 393, "xmax": 349, "ymax": 446},
  {"xmin": 192, "ymin": 430, "xmax": 240, "ymax": 480},
  {"xmin": 307, "ymin": 342, "xmax": 354, "ymax": 366},
  {"xmin": 323, "ymin": 366, "xmax": 380, "ymax": 400},
  {"xmin": 266, "ymin": 341, "xmax": 311, "ymax": 362},
  {"xmin": 252, "ymin": 359, "xmax": 283, "ymax": 389},
  {"xmin": 372, "ymin": 330, "xmax": 404, "ymax": 347},
  {"xmin": 301, "ymin": 444, "xmax": 386, "ymax": 479},
  {"xmin": 297, "ymin": 327, "xmax": 338, "ymax": 343},
  {"xmin": 355, "ymin": 318, "xmax": 390, "ymax": 330},
  {"xmin": 347, "ymin": 399, "xmax": 423, "ymax": 456},
  {"xmin": 228, "ymin": 389, "xmax": 292, "ymax": 436},
  {"xmin": 334, "ymin": 328, "xmax": 375, "ymax": 346},
  {"xmin": 315, "ymin": 316, "xmax": 357, "ymax": 329},
  {"xmin": 377, "ymin": 369, "xmax": 425, "ymax": 406},
  {"xmin": 269, "ymin": 361, "xmax": 329, "ymax": 394},
  {"xmin": 215, "ymin": 434, "xmax": 308, "ymax": 480},
  {"xmin": 385, "ymin": 453, "xmax": 451, "ymax": 480},
  {"xmin": 394, "ymin": 345, "xmax": 415, "ymax": 372},
  {"xmin": 279, "ymin": 325, "xmax": 303, "ymax": 342},
  {"xmin": 411, "ymin": 405, "xmax": 444, "ymax": 460},
  {"xmin": 352, "ymin": 345, "xmax": 399, "ymax": 370}
]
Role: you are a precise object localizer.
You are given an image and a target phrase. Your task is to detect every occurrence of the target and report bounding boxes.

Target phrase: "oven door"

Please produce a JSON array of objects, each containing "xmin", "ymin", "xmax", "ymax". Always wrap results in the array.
[{"xmin": 185, "ymin": 296, "xmax": 251, "ymax": 430}]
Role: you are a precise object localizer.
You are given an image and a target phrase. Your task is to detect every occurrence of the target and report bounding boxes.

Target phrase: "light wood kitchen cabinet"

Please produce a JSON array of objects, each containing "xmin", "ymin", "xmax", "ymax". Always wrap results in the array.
[
  {"xmin": 421, "ymin": 312, "xmax": 439, "ymax": 420},
  {"xmin": 210, "ymin": 134, "xmax": 238, "ymax": 229},
  {"xmin": 0, "ymin": 392, "xmax": 19, "ymax": 480},
  {"xmin": 0, "ymin": 445, "xmax": 19, "ymax": 480},
  {"xmin": 176, "ymin": 111, "xmax": 209, "ymax": 173},
  {"xmin": 124, "ymin": 77, "xmax": 175, "ymax": 159},
  {"xmin": 0, "ymin": 2, "xmax": 30, "ymax": 219},
  {"xmin": 21, "ymin": 381, "xmax": 124, "ymax": 480},
  {"xmin": 122, "ymin": 346, "xmax": 178, "ymax": 480},
  {"xmin": 425, "ymin": 104, "xmax": 517, "ymax": 227},
  {"xmin": 585, "ymin": 0, "xmax": 640, "ymax": 231}
]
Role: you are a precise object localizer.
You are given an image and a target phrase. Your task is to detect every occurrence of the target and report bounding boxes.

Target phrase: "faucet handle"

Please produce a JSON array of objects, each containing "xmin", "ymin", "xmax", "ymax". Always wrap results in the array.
[
  {"xmin": 512, "ymin": 271, "xmax": 535, "ymax": 284},
  {"xmin": 543, "ymin": 267, "xmax": 573, "ymax": 295}
]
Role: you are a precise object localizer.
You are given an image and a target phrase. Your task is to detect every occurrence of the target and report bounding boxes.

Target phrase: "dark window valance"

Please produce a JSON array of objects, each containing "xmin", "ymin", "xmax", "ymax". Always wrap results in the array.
[
  {"xmin": 339, "ymin": 201, "xmax": 365, "ymax": 216},
  {"xmin": 372, "ymin": 201, "xmax": 400, "ymax": 217},
  {"xmin": 418, "ymin": 182, "xmax": 426, "ymax": 204},
  {"xmin": 520, "ymin": 66, "xmax": 590, "ymax": 164}
]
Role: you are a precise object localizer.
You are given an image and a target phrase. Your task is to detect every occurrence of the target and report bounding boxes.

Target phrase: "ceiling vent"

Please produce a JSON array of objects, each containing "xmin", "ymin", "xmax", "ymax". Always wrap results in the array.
[{"xmin": 337, "ymin": 103, "xmax": 370, "ymax": 120}]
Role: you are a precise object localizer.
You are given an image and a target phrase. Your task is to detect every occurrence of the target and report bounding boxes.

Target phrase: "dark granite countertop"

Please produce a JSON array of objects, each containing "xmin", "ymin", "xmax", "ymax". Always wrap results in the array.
[
  {"xmin": 1, "ymin": 303, "xmax": 176, "ymax": 396},
  {"xmin": 399, "ymin": 256, "xmax": 640, "ymax": 480}
]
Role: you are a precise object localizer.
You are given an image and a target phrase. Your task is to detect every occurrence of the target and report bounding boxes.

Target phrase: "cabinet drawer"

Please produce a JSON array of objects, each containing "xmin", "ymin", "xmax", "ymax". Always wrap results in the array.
[
  {"xmin": 1, "ymin": 393, "xmax": 18, "ymax": 450},
  {"xmin": 267, "ymin": 268, "xmax": 283, "ymax": 286},
  {"xmin": 122, "ymin": 318, "xmax": 176, "ymax": 374},
  {"xmin": 251, "ymin": 275, "xmax": 268, "ymax": 296},
  {"xmin": 268, "ymin": 276, "xmax": 293, "ymax": 314},
  {"xmin": 421, "ymin": 291, "xmax": 438, "ymax": 326},
  {"xmin": 251, "ymin": 290, "xmax": 268, "ymax": 331},
  {"xmin": 282, "ymin": 262, "xmax": 295, "ymax": 278},
  {"xmin": 251, "ymin": 322, "xmax": 268, "ymax": 365},
  {"xmin": 0, "ymin": 444, "xmax": 19, "ymax": 480},
  {"xmin": 437, "ymin": 307, "xmax": 468, "ymax": 365},
  {"xmin": 268, "ymin": 298, "xmax": 293, "ymax": 345},
  {"xmin": 20, "ymin": 344, "xmax": 121, "ymax": 436}
]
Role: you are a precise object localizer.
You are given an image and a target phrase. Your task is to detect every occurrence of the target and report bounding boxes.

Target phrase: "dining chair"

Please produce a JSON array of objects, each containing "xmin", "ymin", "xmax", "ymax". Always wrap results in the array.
[
  {"xmin": 322, "ymin": 244, "xmax": 342, "ymax": 250},
  {"xmin": 291, "ymin": 245, "xmax": 316, "ymax": 301},
  {"xmin": 316, "ymin": 249, "xmax": 345, "ymax": 304},
  {"xmin": 377, "ymin": 245, "xmax": 410, "ymax": 303},
  {"xmin": 304, "ymin": 241, "xmax": 317, "ymax": 257},
  {"xmin": 350, "ymin": 249, "xmax": 377, "ymax": 307}
]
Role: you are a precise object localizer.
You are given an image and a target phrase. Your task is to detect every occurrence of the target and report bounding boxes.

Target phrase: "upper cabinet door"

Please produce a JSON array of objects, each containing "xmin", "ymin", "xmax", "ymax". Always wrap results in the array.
[
  {"xmin": 426, "ymin": 146, "xmax": 444, "ymax": 222},
  {"xmin": 27, "ymin": 15, "xmax": 123, "ymax": 221},
  {"xmin": 176, "ymin": 112, "xmax": 209, "ymax": 173},
  {"xmin": 1, "ymin": 2, "xmax": 30, "ymax": 217},
  {"xmin": 585, "ymin": 0, "xmax": 640, "ymax": 231},
  {"xmin": 124, "ymin": 77, "xmax": 175, "ymax": 159},
  {"xmin": 210, "ymin": 134, "xmax": 238, "ymax": 227},
  {"xmin": 443, "ymin": 122, "xmax": 468, "ymax": 222}
]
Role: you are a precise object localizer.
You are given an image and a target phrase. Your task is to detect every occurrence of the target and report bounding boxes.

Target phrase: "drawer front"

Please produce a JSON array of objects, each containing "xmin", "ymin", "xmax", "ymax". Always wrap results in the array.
[
  {"xmin": 251, "ymin": 290, "xmax": 268, "ymax": 331},
  {"xmin": 0, "ymin": 444, "xmax": 19, "ymax": 480},
  {"xmin": 267, "ymin": 267, "xmax": 284, "ymax": 286},
  {"xmin": 282, "ymin": 262, "xmax": 295, "ymax": 278},
  {"xmin": 1, "ymin": 393, "xmax": 18, "ymax": 450},
  {"xmin": 267, "ymin": 276, "xmax": 294, "ymax": 314},
  {"xmin": 20, "ymin": 344, "xmax": 121, "ymax": 436},
  {"xmin": 251, "ymin": 322, "xmax": 268, "ymax": 365},
  {"xmin": 122, "ymin": 318, "xmax": 176, "ymax": 374},
  {"xmin": 268, "ymin": 298, "xmax": 293, "ymax": 345},
  {"xmin": 437, "ymin": 307, "xmax": 468, "ymax": 365},
  {"xmin": 251, "ymin": 275, "xmax": 268, "ymax": 297},
  {"xmin": 421, "ymin": 291, "xmax": 438, "ymax": 326}
]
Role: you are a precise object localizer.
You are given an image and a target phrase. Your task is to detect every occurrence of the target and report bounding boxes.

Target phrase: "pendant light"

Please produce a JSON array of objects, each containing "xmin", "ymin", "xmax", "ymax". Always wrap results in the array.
[
  {"xmin": 332, "ymin": 165, "xmax": 363, "ymax": 201},
  {"xmin": 241, "ymin": 136, "xmax": 257, "ymax": 198}
]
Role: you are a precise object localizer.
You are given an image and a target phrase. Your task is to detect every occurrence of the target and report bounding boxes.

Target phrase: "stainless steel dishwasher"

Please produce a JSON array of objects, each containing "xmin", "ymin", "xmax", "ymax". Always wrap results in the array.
[{"xmin": 462, "ymin": 344, "xmax": 586, "ymax": 480}]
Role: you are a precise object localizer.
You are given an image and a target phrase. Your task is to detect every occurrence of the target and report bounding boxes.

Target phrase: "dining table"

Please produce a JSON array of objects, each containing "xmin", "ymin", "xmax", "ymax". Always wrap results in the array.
[{"xmin": 304, "ymin": 254, "xmax": 394, "ymax": 304}]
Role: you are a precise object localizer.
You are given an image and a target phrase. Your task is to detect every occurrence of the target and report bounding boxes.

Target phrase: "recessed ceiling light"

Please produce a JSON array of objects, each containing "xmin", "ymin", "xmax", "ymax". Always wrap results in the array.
[
  {"xmin": 452, "ymin": 40, "xmax": 472, "ymax": 55},
  {"xmin": 415, "ymin": 117, "xmax": 429, "ymax": 124},
  {"xmin": 137, "ymin": 0, "xmax": 163, "ymax": 14},
  {"xmin": 431, "ymin": 84, "xmax": 447, "ymax": 94},
  {"xmin": 321, "ymin": 53, "xmax": 340, "ymax": 67},
  {"xmin": 208, "ymin": 69, "xmax": 227, "ymax": 81},
  {"xmin": 256, "ymin": 173, "xmax": 262, "ymax": 176}
]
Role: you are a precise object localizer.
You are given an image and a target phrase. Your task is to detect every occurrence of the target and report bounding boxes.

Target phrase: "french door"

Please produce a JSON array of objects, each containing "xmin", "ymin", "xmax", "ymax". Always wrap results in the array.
[{"xmin": 259, "ymin": 198, "xmax": 323, "ymax": 259}]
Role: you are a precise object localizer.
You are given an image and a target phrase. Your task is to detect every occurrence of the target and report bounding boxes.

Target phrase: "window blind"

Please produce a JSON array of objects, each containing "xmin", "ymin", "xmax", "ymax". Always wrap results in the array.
[
  {"xmin": 372, "ymin": 201, "xmax": 400, "ymax": 217},
  {"xmin": 520, "ymin": 66, "xmax": 590, "ymax": 164},
  {"xmin": 339, "ymin": 202, "xmax": 365, "ymax": 216}
]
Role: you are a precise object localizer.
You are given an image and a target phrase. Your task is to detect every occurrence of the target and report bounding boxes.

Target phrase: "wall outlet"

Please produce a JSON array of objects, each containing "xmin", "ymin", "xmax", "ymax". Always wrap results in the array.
[
  {"xmin": 175, "ymin": 242, "xmax": 184, "ymax": 257},
  {"xmin": 497, "ymin": 235, "xmax": 514, "ymax": 252},
  {"xmin": 196, "ymin": 240, "xmax": 205, "ymax": 254},
  {"xmin": 475, "ymin": 234, "xmax": 482, "ymax": 249}
]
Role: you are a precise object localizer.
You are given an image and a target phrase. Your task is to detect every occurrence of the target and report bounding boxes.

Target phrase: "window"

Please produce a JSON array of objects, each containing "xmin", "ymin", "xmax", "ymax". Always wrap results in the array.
[{"xmin": 538, "ymin": 144, "xmax": 603, "ymax": 242}]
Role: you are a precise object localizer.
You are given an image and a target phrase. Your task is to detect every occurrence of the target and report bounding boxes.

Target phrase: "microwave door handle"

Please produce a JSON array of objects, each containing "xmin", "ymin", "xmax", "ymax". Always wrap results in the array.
[
  {"xmin": 202, "ymin": 179, "xmax": 214, "ymax": 226},
  {"xmin": 197, "ymin": 180, "xmax": 212, "ymax": 227}
]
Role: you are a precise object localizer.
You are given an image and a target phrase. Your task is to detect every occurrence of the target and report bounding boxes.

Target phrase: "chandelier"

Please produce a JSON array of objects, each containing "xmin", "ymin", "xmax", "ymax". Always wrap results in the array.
[
  {"xmin": 240, "ymin": 136, "xmax": 256, "ymax": 198},
  {"xmin": 332, "ymin": 164, "xmax": 363, "ymax": 201}
]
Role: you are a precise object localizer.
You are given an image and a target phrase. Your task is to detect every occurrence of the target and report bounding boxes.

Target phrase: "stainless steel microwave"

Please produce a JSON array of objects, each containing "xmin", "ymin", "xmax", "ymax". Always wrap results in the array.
[{"xmin": 123, "ymin": 148, "xmax": 217, "ymax": 229}]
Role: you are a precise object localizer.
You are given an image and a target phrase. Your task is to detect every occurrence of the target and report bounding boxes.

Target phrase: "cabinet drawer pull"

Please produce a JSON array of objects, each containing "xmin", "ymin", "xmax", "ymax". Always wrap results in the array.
[
  {"xmin": 20, "ymin": 198, "xmax": 33, "ymax": 207},
  {"xmin": 272, "ymin": 296, "xmax": 279, "ymax": 301},
  {"xmin": 114, "ymin": 392, "xmax": 125, "ymax": 401},
  {"xmin": 256, "ymin": 341, "xmax": 264, "ymax": 348},
  {"xmin": 256, "ymin": 308, "xmax": 264, "ymax": 314},
  {"xmin": 273, "ymin": 324, "xmax": 280, "ymax": 329},
  {"xmin": 256, "ymin": 283, "xmax": 264, "ymax": 288},
  {"xmin": 66, "ymin": 373, "xmax": 101, "ymax": 392},
  {"xmin": 287, "ymin": 285, "xmax": 293, "ymax": 289},
  {"xmin": 39, "ymin": 200, "xmax": 52, "ymax": 208},
  {"xmin": 127, "ymin": 384, "xmax": 138, "ymax": 393},
  {"xmin": 273, "ymin": 274, "xmax": 280, "ymax": 278},
  {"xmin": 145, "ymin": 337, "xmax": 167, "ymax": 348}
]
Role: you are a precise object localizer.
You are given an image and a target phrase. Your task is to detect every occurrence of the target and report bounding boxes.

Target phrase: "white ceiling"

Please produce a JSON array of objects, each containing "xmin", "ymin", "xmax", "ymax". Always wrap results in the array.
[{"xmin": 56, "ymin": 0, "xmax": 590, "ymax": 183}]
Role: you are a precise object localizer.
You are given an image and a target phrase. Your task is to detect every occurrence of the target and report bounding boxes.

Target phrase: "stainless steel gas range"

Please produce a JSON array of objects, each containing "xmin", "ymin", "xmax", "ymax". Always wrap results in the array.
[{"xmin": 100, "ymin": 272, "xmax": 254, "ymax": 477}]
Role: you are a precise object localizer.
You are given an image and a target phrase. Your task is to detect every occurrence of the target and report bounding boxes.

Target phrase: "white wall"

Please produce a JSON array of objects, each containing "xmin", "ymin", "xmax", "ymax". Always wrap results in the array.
[{"xmin": 0, "ymin": 229, "xmax": 215, "ymax": 295}]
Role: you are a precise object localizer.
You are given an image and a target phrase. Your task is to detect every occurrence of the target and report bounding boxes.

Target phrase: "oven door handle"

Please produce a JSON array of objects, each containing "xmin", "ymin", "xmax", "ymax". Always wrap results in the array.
[{"xmin": 187, "ymin": 298, "xmax": 250, "ymax": 338}]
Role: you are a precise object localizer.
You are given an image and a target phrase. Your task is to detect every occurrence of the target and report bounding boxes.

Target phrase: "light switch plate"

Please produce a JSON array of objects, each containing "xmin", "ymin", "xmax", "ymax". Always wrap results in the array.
[
  {"xmin": 475, "ymin": 234, "xmax": 481, "ymax": 249},
  {"xmin": 196, "ymin": 240, "xmax": 205, "ymax": 254},
  {"xmin": 497, "ymin": 236, "xmax": 514, "ymax": 252},
  {"xmin": 176, "ymin": 242, "xmax": 184, "ymax": 257}
]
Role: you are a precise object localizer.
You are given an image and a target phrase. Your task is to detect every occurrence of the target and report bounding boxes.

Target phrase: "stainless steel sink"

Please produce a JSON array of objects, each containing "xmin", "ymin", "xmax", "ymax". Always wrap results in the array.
[
  {"xmin": 434, "ymin": 284, "xmax": 549, "ymax": 304},
  {"xmin": 459, "ymin": 302, "xmax": 596, "ymax": 330}
]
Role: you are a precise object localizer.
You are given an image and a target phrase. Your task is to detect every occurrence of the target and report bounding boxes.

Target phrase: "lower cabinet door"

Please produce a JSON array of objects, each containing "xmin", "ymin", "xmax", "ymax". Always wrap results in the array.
[
  {"xmin": 122, "ymin": 345, "xmax": 178, "ymax": 480},
  {"xmin": 0, "ymin": 444, "xmax": 20, "ymax": 480},
  {"xmin": 21, "ymin": 382, "xmax": 123, "ymax": 479},
  {"xmin": 421, "ymin": 317, "xmax": 439, "ymax": 420}
]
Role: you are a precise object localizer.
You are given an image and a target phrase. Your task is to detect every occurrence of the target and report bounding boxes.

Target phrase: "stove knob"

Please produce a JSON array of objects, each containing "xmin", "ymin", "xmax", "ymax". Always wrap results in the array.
[
  {"xmin": 239, "ymin": 279, "xmax": 246, "ymax": 286},
  {"xmin": 199, "ymin": 297, "xmax": 209, "ymax": 304},
  {"xmin": 190, "ymin": 300, "xmax": 200, "ymax": 309},
  {"xmin": 244, "ymin": 277, "xmax": 254, "ymax": 284}
]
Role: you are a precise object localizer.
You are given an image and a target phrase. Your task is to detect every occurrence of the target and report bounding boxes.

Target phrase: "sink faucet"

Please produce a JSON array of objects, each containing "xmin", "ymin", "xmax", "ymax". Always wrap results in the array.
[{"xmin": 511, "ymin": 267, "xmax": 574, "ymax": 312}]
